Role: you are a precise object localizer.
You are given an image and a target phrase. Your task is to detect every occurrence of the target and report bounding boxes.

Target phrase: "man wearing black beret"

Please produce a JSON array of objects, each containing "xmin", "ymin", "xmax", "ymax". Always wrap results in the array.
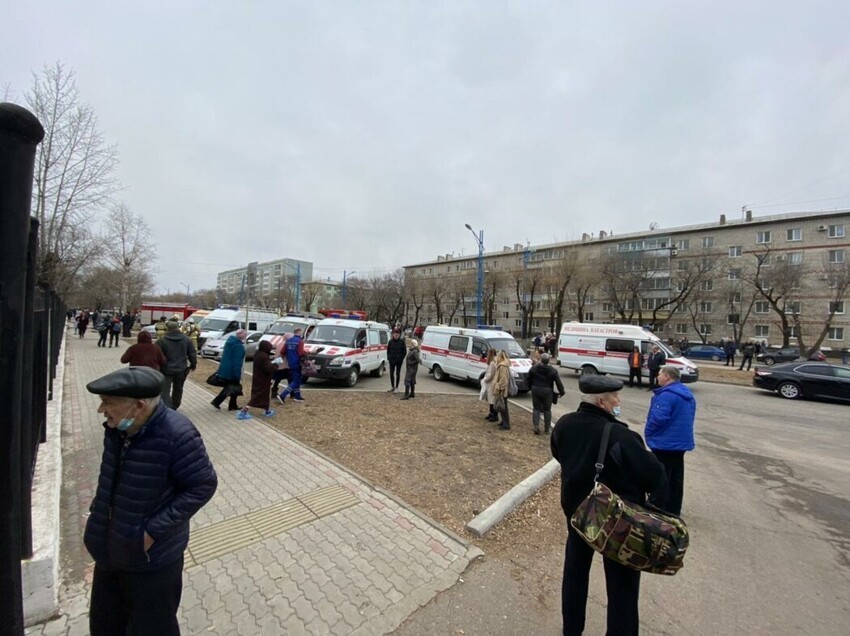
[
  {"xmin": 551, "ymin": 374, "xmax": 664, "ymax": 635},
  {"xmin": 84, "ymin": 367, "xmax": 217, "ymax": 635}
]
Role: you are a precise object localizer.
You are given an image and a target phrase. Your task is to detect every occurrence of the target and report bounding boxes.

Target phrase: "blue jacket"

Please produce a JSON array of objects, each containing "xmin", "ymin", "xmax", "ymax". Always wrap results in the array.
[
  {"xmin": 84, "ymin": 403, "xmax": 217, "ymax": 572},
  {"xmin": 285, "ymin": 334, "xmax": 304, "ymax": 368},
  {"xmin": 645, "ymin": 381, "xmax": 696, "ymax": 451},
  {"xmin": 218, "ymin": 335, "xmax": 245, "ymax": 381}
]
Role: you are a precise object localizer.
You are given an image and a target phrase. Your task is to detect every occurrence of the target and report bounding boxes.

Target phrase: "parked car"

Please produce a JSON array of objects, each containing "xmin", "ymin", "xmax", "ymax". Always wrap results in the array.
[
  {"xmin": 200, "ymin": 331, "xmax": 263, "ymax": 362},
  {"xmin": 682, "ymin": 344, "xmax": 727, "ymax": 361},
  {"xmin": 757, "ymin": 347, "xmax": 826, "ymax": 365},
  {"xmin": 752, "ymin": 362, "xmax": 850, "ymax": 401}
]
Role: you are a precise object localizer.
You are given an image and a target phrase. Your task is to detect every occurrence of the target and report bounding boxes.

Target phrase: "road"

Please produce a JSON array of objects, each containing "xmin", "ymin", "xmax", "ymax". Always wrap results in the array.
[{"xmin": 255, "ymin": 362, "xmax": 850, "ymax": 633}]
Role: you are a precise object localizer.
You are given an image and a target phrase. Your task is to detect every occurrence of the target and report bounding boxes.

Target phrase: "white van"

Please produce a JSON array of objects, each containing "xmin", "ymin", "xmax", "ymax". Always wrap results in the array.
[
  {"xmin": 420, "ymin": 325, "xmax": 533, "ymax": 391},
  {"xmin": 558, "ymin": 322, "xmax": 699, "ymax": 383},
  {"xmin": 304, "ymin": 317, "xmax": 391, "ymax": 387},
  {"xmin": 260, "ymin": 312, "xmax": 324, "ymax": 353},
  {"xmin": 196, "ymin": 306, "xmax": 280, "ymax": 348}
]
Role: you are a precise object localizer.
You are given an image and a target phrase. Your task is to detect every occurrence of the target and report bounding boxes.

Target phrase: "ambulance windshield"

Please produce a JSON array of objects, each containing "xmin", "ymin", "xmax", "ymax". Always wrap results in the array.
[
  {"xmin": 267, "ymin": 321, "xmax": 305, "ymax": 335},
  {"xmin": 197, "ymin": 318, "xmax": 231, "ymax": 332},
  {"xmin": 308, "ymin": 325, "xmax": 357, "ymax": 348},
  {"xmin": 488, "ymin": 338, "xmax": 526, "ymax": 359}
]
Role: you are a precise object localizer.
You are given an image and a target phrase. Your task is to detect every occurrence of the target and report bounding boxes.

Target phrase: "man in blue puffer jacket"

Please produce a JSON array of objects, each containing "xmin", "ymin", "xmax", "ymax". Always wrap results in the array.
[
  {"xmin": 85, "ymin": 366, "xmax": 217, "ymax": 635},
  {"xmin": 644, "ymin": 365, "xmax": 696, "ymax": 516}
]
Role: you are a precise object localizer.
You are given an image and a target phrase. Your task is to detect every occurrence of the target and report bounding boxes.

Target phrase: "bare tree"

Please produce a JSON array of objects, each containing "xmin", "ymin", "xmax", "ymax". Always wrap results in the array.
[
  {"xmin": 404, "ymin": 275, "xmax": 427, "ymax": 328},
  {"xmin": 300, "ymin": 282, "xmax": 322, "ymax": 312},
  {"xmin": 541, "ymin": 251, "xmax": 579, "ymax": 333},
  {"xmin": 794, "ymin": 258, "xmax": 850, "ymax": 356},
  {"xmin": 427, "ymin": 277, "xmax": 449, "ymax": 324},
  {"xmin": 744, "ymin": 248, "xmax": 805, "ymax": 347},
  {"xmin": 650, "ymin": 252, "xmax": 718, "ymax": 328},
  {"xmin": 483, "ymin": 270, "xmax": 505, "ymax": 326},
  {"xmin": 513, "ymin": 264, "xmax": 543, "ymax": 338},
  {"xmin": 101, "ymin": 203, "xmax": 156, "ymax": 310},
  {"xmin": 28, "ymin": 63, "xmax": 120, "ymax": 294}
]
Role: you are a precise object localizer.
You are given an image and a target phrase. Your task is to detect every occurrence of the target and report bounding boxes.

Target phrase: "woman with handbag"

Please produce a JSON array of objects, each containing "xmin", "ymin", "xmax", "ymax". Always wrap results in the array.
[
  {"xmin": 492, "ymin": 350, "xmax": 512, "ymax": 430},
  {"xmin": 550, "ymin": 374, "xmax": 665, "ymax": 635},
  {"xmin": 210, "ymin": 330, "xmax": 247, "ymax": 411}
]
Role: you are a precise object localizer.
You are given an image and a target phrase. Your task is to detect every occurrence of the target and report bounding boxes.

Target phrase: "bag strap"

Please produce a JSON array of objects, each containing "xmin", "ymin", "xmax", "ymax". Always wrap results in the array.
[{"xmin": 594, "ymin": 421, "xmax": 614, "ymax": 481}]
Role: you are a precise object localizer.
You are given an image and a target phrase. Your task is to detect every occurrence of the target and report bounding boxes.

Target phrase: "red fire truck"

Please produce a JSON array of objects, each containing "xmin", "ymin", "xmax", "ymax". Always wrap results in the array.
[{"xmin": 139, "ymin": 302, "xmax": 198, "ymax": 326}]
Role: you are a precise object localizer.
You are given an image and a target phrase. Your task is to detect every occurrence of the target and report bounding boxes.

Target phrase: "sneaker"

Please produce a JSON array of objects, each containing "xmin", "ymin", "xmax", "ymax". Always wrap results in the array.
[
  {"xmin": 263, "ymin": 409, "xmax": 276, "ymax": 417},
  {"xmin": 292, "ymin": 396, "xmax": 305, "ymax": 402}
]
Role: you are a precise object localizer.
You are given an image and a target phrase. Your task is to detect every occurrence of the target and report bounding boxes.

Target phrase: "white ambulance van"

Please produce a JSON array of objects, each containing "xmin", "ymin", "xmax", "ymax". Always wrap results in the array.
[
  {"xmin": 196, "ymin": 306, "xmax": 280, "ymax": 348},
  {"xmin": 420, "ymin": 325, "xmax": 533, "ymax": 391},
  {"xmin": 558, "ymin": 322, "xmax": 698, "ymax": 383},
  {"xmin": 260, "ymin": 312, "xmax": 324, "ymax": 353},
  {"xmin": 303, "ymin": 315, "xmax": 391, "ymax": 387}
]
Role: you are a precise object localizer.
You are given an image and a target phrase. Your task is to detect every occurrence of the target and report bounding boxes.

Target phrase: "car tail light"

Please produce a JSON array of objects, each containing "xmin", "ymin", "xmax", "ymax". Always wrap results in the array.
[{"xmin": 754, "ymin": 369, "xmax": 772, "ymax": 376}]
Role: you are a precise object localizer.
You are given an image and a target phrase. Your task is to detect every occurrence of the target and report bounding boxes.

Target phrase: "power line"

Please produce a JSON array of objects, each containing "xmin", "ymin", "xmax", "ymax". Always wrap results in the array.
[{"xmin": 748, "ymin": 195, "xmax": 850, "ymax": 210}]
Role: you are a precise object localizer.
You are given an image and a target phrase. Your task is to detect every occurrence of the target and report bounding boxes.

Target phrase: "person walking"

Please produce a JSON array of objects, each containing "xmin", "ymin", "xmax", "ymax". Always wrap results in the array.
[
  {"xmin": 156, "ymin": 320, "xmax": 197, "ymax": 411},
  {"xmin": 96, "ymin": 316, "xmax": 110, "ymax": 348},
  {"xmin": 528, "ymin": 353, "xmax": 565, "ymax": 434},
  {"xmin": 278, "ymin": 327, "xmax": 307, "ymax": 404},
  {"xmin": 121, "ymin": 330, "xmax": 166, "ymax": 371},
  {"xmin": 84, "ymin": 367, "xmax": 217, "ymax": 636},
  {"xmin": 400, "ymin": 339, "xmax": 421, "ymax": 400},
  {"xmin": 481, "ymin": 349, "xmax": 498, "ymax": 422},
  {"xmin": 211, "ymin": 329, "xmax": 247, "ymax": 411},
  {"xmin": 628, "ymin": 345, "xmax": 643, "ymax": 387},
  {"xmin": 550, "ymin": 375, "xmax": 664, "ymax": 635},
  {"xmin": 77, "ymin": 311, "xmax": 89, "ymax": 338},
  {"xmin": 121, "ymin": 311, "xmax": 135, "ymax": 337},
  {"xmin": 647, "ymin": 344, "xmax": 666, "ymax": 389},
  {"xmin": 739, "ymin": 341, "xmax": 755, "ymax": 371},
  {"xmin": 493, "ymin": 350, "xmax": 512, "ymax": 430},
  {"xmin": 242, "ymin": 340, "xmax": 277, "ymax": 419},
  {"xmin": 386, "ymin": 328, "xmax": 407, "ymax": 393},
  {"xmin": 154, "ymin": 315, "xmax": 168, "ymax": 341},
  {"xmin": 109, "ymin": 315, "xmax": 122, "ymax": 347},
  {"xmin": 645, "ymin": 365, "xmax": 696, "ymax": 516}
]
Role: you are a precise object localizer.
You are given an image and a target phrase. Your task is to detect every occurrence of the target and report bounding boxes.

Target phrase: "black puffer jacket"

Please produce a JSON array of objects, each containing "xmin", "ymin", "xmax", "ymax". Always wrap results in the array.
[
  {"xmin": 157, "ymin": 331, "xmax": 197, "ymax": 375},
  {"xmin": 551, "ymin": 402, "xmax": 664, "ymax": 517},
  {"xmin": 528, "ymin": 363, "xmax": 565, "ymax": 395},
  {"xmin": 387, "ymin": 337, "xmax": 407, "ymax": 363},
  {"xmin": 84, "ymin": 402, "xmax": 217, "ymax": 572}
]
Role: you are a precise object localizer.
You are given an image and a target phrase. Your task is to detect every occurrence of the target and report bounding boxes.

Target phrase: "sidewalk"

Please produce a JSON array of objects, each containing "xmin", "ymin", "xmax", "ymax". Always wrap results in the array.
[{"xmin": 26, "ymin": 332, "xmax": 481, "ymax": 635}]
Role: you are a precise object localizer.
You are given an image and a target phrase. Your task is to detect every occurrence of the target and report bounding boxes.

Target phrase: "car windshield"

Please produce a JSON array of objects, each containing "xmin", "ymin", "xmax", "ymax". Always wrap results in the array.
[
  {"xmin": 267, "ymin": 321, "xmax": 305, "ymax": 335},
  {"xmin": 197, "ymin": 318, "xmax": 231, "ymax": 331},
  {"xmin": 658, "ymin": 342, "xmax": 676, "ymax": 357},
  {"xmin": 488, "ymin": 338, "xmax": 526, "ymax": 359},
  {"xmin": 307, "ymin": 325, "xmax": 357, "ymax": 348}
]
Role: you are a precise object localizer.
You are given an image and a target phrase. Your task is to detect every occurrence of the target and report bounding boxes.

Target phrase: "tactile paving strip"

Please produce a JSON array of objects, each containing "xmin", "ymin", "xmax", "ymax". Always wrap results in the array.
[{"xmin": 186, "ymin": 484, "xmax": 361, "ymax": 567}]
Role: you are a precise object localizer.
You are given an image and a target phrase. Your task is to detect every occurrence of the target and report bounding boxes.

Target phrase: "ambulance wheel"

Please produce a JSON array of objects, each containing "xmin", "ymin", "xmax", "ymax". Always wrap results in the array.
[
  {"xmin": 580, "ymin": 365, "xmax": 598, "ymax": 376},
  {"xmin": 432, "ymin": 365, "xmax": 446, "ymax": 381},
  {"xmin": 345, "ymin": 367, "xmax": 360, "ymax": 387},
  {"xmin": 371, "ymin": 361, "xmax": 386, "ymax": 378}
]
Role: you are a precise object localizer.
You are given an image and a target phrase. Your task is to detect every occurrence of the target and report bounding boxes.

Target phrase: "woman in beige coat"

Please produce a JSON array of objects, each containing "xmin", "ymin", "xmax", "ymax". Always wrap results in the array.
[
  {"xmin": 493, "ymin": 350, "xmax": 512, "ymax": 430},
  {"xmin": 481, "ymin": 349, "xmax": 498, "ymax": 421}
]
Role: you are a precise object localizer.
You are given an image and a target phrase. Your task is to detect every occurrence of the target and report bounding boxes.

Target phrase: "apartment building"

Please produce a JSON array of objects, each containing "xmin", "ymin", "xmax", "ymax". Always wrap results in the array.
[
  {"xmin": 403, "ymin": 210, "xmax": 850, "ymax": 350},
  {"xmin": 216, "ymin": 258, "xmax": 313, "ymax": 307}
]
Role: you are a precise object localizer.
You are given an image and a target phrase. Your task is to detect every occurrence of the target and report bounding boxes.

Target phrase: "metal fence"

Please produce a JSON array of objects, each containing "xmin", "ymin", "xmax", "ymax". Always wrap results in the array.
[{"xmin": 1, "ymin": 102, "xmax": 64, "ymax": 635}]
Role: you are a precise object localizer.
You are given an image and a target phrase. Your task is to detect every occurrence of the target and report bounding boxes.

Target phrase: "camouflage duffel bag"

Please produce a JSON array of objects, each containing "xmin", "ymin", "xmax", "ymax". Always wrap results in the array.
[{"xmin": 570, "ymin": 481, "xmax": 689, "ymax": 575}]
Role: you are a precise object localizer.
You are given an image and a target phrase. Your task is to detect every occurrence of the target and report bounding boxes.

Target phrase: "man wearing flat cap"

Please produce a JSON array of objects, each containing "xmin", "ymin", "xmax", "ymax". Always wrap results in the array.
[
  {"xmin": 84, "ymin": 366, "xmax": 217, "ymax": 635},
  {"xmin": 551, "ymin": 374, "xmax": 664, "ymax": 635}
]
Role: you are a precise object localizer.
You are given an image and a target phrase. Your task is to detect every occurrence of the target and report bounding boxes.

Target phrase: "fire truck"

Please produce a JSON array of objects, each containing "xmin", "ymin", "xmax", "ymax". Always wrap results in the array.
[{"xmin": 139, "ymin": 302, "xmax": 198, "ymax": 326}]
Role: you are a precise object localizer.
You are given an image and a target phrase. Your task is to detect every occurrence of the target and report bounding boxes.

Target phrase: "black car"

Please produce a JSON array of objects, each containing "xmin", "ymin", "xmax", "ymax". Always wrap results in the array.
[
  {"xmin": 756, "ymin": 347, "xmax": 825, "ymax": 365},
  {"xmin": 752, "ymin": 362, "xmax": 850, "ymax": 401}
]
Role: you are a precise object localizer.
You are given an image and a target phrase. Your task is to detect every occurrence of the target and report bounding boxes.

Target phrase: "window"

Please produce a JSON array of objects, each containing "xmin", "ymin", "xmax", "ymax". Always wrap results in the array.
[
  {"xmin": 605, "ymin": 338, "xmax": 634, "ymax": 354},
  {"xmin": 675, "ymin": 323, "xmax": 688, "ymax": 334},
  {"xmin": 729, "ymin": 246, "xmax": 742, "ymax": 257},
  {"xmin": 759, "ymin": 254, "xmax": 772, "ymax": 267},
  {"xmin": 754, "ymin": 325, "xmax": 770, "ymax": 337},
  {"xmin": 676, "ymin": 281, "xmax": 686, "ymax": 292},
  {"xmin": 502, "ymin": 311, "xmax": 509, "ymax": 319},
  {"xmin": 602, "ymin": 303, "xmax": 614, "ymax": 312},
  {"xmin": 677, "ymin": 239, "xmax": 690, "ymax": 250},
  {"xmin": 788, "ymin": 252, "xmax": 803, "ymax": 265},
  {"xmin": 786, "ymin": 228, "xmax": 802, "ymax": 241},
  {"xmin": 702, "ymin": 237, "xmax": 715, "ymax": 248},
  {"xmin": 828, "ymin": 224, "xmax": 845, "ymax": 238},
  {"xmin": 785, "ymin": 301, "xmax": 801, "ymax": 314},
  {"xmin": 755, "ymin": 301, "xmax": 770, "ymax": 314},
  {"xmin": 727, "ymin": 313, "xmax": 740, "ymax": 325},
  {"xmin": 699, "ymin": 324, "xmax": 712, "ymax": 336},
  {"xmin": 583, "ymin": 312, "xmax": 594, "ymax": 322},
  {"xmin": 471, "ymin": 338, "xmax": 487, "ymax": 358},
  {"xmin": 728, "ymin": 292, "xmax": 741, "ymax": 303},
  {"xmin": 756, "ymin": 231, "xmax": 771, "ymax": 244},
  {"xmin": 700, "ymin": 302, "xmax": 713, "ymax": 313},
  {"xmin": 728, "ymin": 269, "xmax": 741, "ymax": 280},
  {"xmin": 700, "ymin": 280, "xmax": 714, "ymax": 291},
  {"xmin": 828, "ymin": 249, "xmax": 845, "ymax": 264},
  {"xmin": 379, "ymin": 331, "xmax": 389, "ymax": 345},
  {"xmin": 515, "ymin": 319, "xmax": 522, "ymax": 327},
  {"xmin": 828, "ymin": 327, "xmax": 844, "ymax": 340},
  {"xmin": 829, "ymin": 301, "xmax": 845, "ymax": 314}
]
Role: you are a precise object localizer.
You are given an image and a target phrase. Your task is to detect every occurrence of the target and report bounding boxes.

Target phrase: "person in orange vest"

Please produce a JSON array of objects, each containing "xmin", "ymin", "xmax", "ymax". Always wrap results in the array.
[{"xmin": 628, "ymin": 346, "xmax": 644, "ymax": 388}]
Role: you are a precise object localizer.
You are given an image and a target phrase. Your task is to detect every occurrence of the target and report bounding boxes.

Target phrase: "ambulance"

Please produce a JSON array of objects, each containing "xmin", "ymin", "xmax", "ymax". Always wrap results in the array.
[
  {"xmin": 260, "ymin": 312, "xmax": 324, "ymax": 353},
  {"xmin": 557, "ymin": 322, "xmax": 699, "ymax": 383},
  {"xmin": 195, "ymin": 306, "xmax": 280, "ymax": 348},
  {"xmin": 303, "ymin": 314, "xmax": 391, "ymax": 387},
  {"xmin": 419, "ymin": 325, "xmax": 533, "ymax": 392}
]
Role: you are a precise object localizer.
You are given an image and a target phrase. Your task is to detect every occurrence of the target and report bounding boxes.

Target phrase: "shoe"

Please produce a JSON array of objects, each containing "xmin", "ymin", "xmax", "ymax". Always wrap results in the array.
[
  {"xmin": 292, "ymin": 396, "xmax": 305, "ymax": 402},
  {"xmin": 236, "ymin": 410, "xmax": 252, "ymax": 420},
  {"xmin": 409, "ymin": 394, "xmax": 415, "ymax": 398},
  {"xmin": 210, "ymin": 401, "xmax": 220, "ymax": 410},
  {"xmin": 227, "ymin": 405, "xmax": 240, "ymax": 411},
  {"xmin": 392, "ymin": 387, "xmax": 398, "ymax": 393},
  {"xmin": 533, "ymin": 428, "xmax": 541, "ymax": 435},
  {"xmin": 498, "ymin": 424, "xmax": 511, "ymax": 430},
  {"xmin": 544, "ymin": 427, "xmax": 551, "ymax": 434},
  {"xmin": 387, "ymin": 388, "xmax": 395, "ymax": 393},
  {"xmin": 263, "ymin": 409, "xmax": 275, "ymax": 417}
]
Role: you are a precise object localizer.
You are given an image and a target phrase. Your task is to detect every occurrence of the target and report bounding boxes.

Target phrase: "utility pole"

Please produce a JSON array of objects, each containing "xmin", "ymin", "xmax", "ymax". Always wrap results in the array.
[{"xmin": 464, "ymin": 224, "xmax": 484, "ymax": 327}]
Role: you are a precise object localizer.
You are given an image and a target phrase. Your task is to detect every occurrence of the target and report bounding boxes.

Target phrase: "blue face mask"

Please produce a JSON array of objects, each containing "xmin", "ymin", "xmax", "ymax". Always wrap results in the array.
[
  {"xmin": 612, "ymin": 406, "xmax": 622, "ymax": 417},
  {"xmin": 116, "ymin": 404, "xmax": 136, "ymax": 431}
]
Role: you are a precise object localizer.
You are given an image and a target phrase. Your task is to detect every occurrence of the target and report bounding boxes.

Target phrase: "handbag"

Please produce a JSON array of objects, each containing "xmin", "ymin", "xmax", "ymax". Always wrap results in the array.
[
  {"xmin": 205, "ymin": 373, "xmax": 228, "ymax": 387},
  {"xmin": 570, "ymin": 421, "xmax": 689, "ymax": 575}
]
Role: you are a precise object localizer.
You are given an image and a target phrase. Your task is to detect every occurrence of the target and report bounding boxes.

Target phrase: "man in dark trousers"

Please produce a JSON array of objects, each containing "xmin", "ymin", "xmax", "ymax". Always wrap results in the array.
[
  {"xmin": 386, "ymin": 328, "xmax": 407, "ymax": 393},
  {"xmin": 647, "ymin": 344, "xmax": 666, "ymax": 389},
  {"xmin": 84, "ymin": 367, "xmax": 217, "ymax": 635},
  {"xmin": 157, "ymin": 320, "xmax": 197, "ymax": 410},
  {"xmin": 528, "ymin": 353, "xmax": 565, "ymax": 434},
  {"xmin": 628, "ymin": 345, "xmax": 643, "ymax": 387},
  {"xmin": 739, "ymin": 341, "xmax": 755, "ymax": 371},
  {"xmin": 551, "ymin": 375, "xmax": 664, "ymax": 635}
]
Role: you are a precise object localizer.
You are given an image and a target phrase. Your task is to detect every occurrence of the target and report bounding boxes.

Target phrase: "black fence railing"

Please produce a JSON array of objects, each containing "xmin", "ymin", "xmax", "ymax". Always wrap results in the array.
[{"xmin": 1, "ymin": 102, "xmax": 64, "ymax": 635}]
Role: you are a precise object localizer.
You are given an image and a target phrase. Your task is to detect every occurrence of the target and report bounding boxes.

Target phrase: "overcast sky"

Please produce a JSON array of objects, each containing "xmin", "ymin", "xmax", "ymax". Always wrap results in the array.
[{"xmin": 3, "ymin": 1, "xmax": 850, "ymax": 295}]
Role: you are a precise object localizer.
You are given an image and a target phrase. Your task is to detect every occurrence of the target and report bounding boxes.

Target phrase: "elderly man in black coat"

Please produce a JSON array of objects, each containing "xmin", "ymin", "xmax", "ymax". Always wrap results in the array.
[{"xmin": 85, "ymin": 367, "xmax": 217, "ymax": 636}]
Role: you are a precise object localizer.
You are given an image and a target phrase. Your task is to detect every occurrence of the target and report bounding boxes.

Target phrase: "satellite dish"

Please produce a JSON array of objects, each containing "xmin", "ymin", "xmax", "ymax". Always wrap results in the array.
[{"xmin": 649, "ymin": 221, "xmax": 660, "ymax": 230}]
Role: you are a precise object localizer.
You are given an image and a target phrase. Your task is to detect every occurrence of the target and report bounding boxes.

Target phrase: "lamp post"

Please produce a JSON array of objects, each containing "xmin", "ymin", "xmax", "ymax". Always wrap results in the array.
[
  {"xmin": 179, "ymin": 281, "xmax": 190, "ymax": 305},
  {"xmin": 342, "ymin": 270, "xmax": 356, "ymax": 306},
  {"xmin": 464, "ymin": 224, "xmax": 484, "ymax": 327}
]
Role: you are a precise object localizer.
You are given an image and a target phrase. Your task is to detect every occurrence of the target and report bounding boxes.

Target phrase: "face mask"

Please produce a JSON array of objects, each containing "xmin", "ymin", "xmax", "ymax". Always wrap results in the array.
[
  {"xmin": 116, "ymin": 404, "xmax": 136, "ymax": 431},
  {"xmin": 612, "ymin": 406, "xmax": 622, "ymax": 417}
]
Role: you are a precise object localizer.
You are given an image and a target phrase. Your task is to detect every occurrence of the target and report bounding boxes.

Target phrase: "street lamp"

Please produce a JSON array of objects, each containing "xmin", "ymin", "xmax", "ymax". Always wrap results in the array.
[
  {"xmin": 179, "ymin": 281, "xmax": 190, "ymax": 305},
  {"xmin": 342, "ymin": 270, "xmax": 356, "ymax": 306},
  {"xmin": 464, "ymin": 224, "xmax": 484, "ymax": 327}
]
